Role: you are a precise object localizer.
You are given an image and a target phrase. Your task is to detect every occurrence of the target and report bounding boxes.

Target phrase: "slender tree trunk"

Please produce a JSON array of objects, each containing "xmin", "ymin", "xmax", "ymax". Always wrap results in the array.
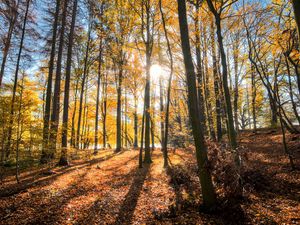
[
  {"xmin": 143, "ymin": 0, "xmax": 152, "ymax": 164},
  {"xmin": 5, "ymin": 0, "xmax": 30, "ymax": 159},
  {"xmin": 268, "ymin": 92, "xmax": 278, "ymax": 127},
  {"xmin": 159, "ymin": 0, "xmax": 174, "ymax": 168},
  {"xmin": 41, "ymin": 0, "xmax": 61, "ymax": 164},
  {"xmin": 81, "ymin": 82, "xmax": 88, "ymax": 149},
  {"xmin": 203, "ymin": 26, "xmax": 216, "ymax": 140},
  {"xmin": 211, "ymin": 20, "xmax": 222, "ymax": 141},
  {"xmin": 15, "ymin": 74, "xmax": 25, "ymax": 183},
  {"xmin": 49, "ymin": 0, "xmax": 69, "ymax": 157},
  {"xmin": 207, "ymin": 2, "xmax": 237, "ymax": 151},
  {"xmin": 159, "ymin": 77, "xmax": 165, "ymax": 147},
  {"xmin": 0, "ymin": 0, "xmax": 20, "ymax": 87},
  {"xmin": 133, "ymin": 96, "xmax": 138, "ymax": 148},
  {"xmin": 71, "ymin": 77, "xmax": 79, "ymax": 147},
  {"xmin": 116, "ymin": 67, "xmax": 123, "ymax": 152},
  {"xmin": 76, "ymin": 22, "xmax": 91, "ymax": 148},
  {"xmin": 287, "ymin": 56, "xmax": 300, "ymax": 95},
  {"xmin": 194, "ymin": 3, "xmax": 207, "ymax": 134},
  {"xmin": 151, "ymin": 114, "xmax": 155, "ymax": 151},
  {"xmin": 125, "ymin": 89, "xmax": 128, "ymax": 148},
  {"xmin": 139, "ymin": 103, "xmax": 146, "ymax": 168},
  {"xmin": 177, "ymin": 0, "xmax": 216, "ymax": 208},
  {"xmin": 102, "ymin": 74, "xmax": 107, "ymax": 149},
  {"xmin": 94, "ymin": 38, "xmax": 103, "ymax": 154},
  {"xmin": 251, "ymin": 63, "xmax": 257, "ymax": 132},
  {"xmin": 233, "ymin": 35, "xmax": 239, "ymax": 132},
  {"xmin": 59, "ymin": 0, "xmax": 78, "ymax": 166},
  {"xmin": 285, "ymin": 56, "xmax": 300, "ymax": 124}
]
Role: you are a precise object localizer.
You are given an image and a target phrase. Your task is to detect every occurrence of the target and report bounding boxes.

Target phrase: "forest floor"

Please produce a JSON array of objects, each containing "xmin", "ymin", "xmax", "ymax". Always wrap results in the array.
[{"xmin": 0, "ymin": 129, "xmax": 300, "ymax": 225}]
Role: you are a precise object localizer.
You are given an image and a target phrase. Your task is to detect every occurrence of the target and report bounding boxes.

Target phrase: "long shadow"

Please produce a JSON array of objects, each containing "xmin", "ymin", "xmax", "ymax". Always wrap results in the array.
[
  {"xmin": 1, "ymin": 164, "xmax": 92, "ymax": 225},
  {"xmin": 113, "ymin": 164, "xmax": 150, "ymax": 225},
  {"xmin": 0, "ymin": 150, "xmax": 127, "ymax": 197}
]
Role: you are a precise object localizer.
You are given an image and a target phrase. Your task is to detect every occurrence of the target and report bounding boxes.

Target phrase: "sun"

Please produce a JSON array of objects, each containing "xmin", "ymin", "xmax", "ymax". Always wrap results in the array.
[{"xmin": 150, "ymin": 64, "xmax": 162, "ymax": 81}]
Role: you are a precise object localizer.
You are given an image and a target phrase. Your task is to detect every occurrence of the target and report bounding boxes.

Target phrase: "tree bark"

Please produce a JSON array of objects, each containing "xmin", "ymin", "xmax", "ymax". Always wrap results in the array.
[
  {"xmin": 76, "ymin": 21, "xmax": 91, "ymax": 148},
  {"xmin": 177, "ymin": 0, "xmax": 216, "ymax": 208},
  {"xmin": 5, "ymin": 0, "xmax": 30, "ymax": 159},
  {"xmin": 59, "ymin": 0, "xmax": 78, "ymax": 166},
  {"xmin": 41, "ymin": 0, "xmax": 61, "ymax": 164},
  {"xmin": 207, "ymin": 0, "xmax": 237, "ymax": 151},
  {"xmin": 49, "ymin": 0, "xmax": 69, "ymax": 156},
  {"xmin": 94, "ymin": 38, "xmax": 103, "ymax": 154},
  {"xmin": 143, "ymin": 0, "xmax": 153, "ymax": 164},
  {"xmin": 194, "ymin": 3, "xmax": 207, "ymax": 134},
  {"xmin": 250, "ymin": 63, "xmax": 257, "ymax": 132},
  {"xmin": 233, "ymin": 34, "xmax": 240, "ymax": 132},
  {"xmin": 0, "ymin": 1, "xmax": 20, "ymax": 87},
  {"xmin": 210, "ymin": 19, "xmax": 222, "ymax": 141},
  {"xmin": 116, "ymin": 67, "xmax": 123, "ymax": 152},
  {"xmin": 102, "ymin": 73, "xmax": 108, "ymax": 148},
  {"xmin": 202, "ymin": 25, "xmax": 216, "ymax": 140}
]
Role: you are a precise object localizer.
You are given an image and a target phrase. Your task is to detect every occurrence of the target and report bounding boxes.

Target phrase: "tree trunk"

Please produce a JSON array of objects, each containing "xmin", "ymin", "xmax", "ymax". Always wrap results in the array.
[
  {"xmin": 76, "ymin": 22, "xmax": 91, "ymax": 148},
  {"xmin": 5, "ymin": 0, "xmax": 30, "ymax": 159},
  {"xmin": 0, "ymin": 0, "xmax": 20, "ymax": 87},
  {"xmin": 159, "ymin": 77, "xmax": 165, "ymax": 148},
  {"xmin": 233, "ymin": 35, "xmax": 239, "ymax": 132},
  {"xmin": 94, "ymin": 38, "xmax": 103, "ymax": 154},
  {"xmin": 251, "ymin": 63, "xmax": 257, "ymax": 132},
  {"xmin": 125, "ymin": 90, "xmax": 128, "ymax": 148},
  {"xmin": 194, "ymin": 4, "xmax": 207, "ymax": 134},
  {"xmin": 59, "ymin": 0, "xmax": 78, "ymax": 166},
  {"xmin": 177, "ymin": 0, "xmax": 216, "ymax": 208},
  {"xmin": 139, "ymin": 103, "xmax": 146, "ymax": 168},
  {"xmin": 41, "ymin": 0, "xmax": 61, "ymax": 164},
  {"xmin": 71, "ymin": 77, "xmax": 79, "ymax": 147},
  {"xmin": 116, "ymin": 67, "xmax": 123, "ymax": 152},
  {"xmin": 207, "ymin": 2, "xmax": 237, "ymax": 151},
  {"xmin": 102, "ymin": 73, "xmax": 108, "ymax": 149},
  {"xmin": 210, "ymin": 19, "xmax": 222, "ymax": 141},
  {"xmin": 133, "ymin": 96, "xmax": 138, "ymax": 148},
  {"xmin": 203, "ymin": 25, "xmax": 216, "ymax": 140},
  {"xmin": 142, "ymin": 0, "xmax": 153, "ymax": 164},
  {"xmin": 49, "ymin": 0, "xmax": 69, "ymax": 157},
  {"xmin": 159, "ymin": 0, "xmax": 174, "ymax": 168},
  {"xmin": 285, "ymin": 56, "xmax": 300, "ymax": 124}
]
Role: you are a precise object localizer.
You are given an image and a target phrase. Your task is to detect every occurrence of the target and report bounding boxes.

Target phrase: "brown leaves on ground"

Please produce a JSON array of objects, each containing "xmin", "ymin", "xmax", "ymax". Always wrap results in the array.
[{"xmin": 0, "ymin": 129, "xmax": 299, "ymax": 225}]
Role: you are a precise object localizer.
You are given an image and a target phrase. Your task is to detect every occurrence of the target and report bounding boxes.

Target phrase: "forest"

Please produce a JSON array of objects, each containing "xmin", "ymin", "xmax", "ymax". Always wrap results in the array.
[{"xmin": 0, "ymin": 0, "xmax": 300, "ymax": 224}]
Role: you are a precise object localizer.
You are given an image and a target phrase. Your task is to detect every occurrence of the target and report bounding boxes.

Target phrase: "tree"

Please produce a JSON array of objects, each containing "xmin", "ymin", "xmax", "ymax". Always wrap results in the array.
[
  {"xmin": 49, "ymin": 0, "xmax": 69, "ymax": 157},
  {"xmin": 159, "ymin": 0, "xmax": 174, "ymax": 168},
  {"xmin": 210, "ymin": 18, "xmax": 222, "ymax": 141},
  {"xmin": 41, "ymin": 0, "xmax": 61, "ymax": 164},
  {"xmin": 60, "ymin": 0, "xmax": 78, "ymax": 166},
  {"xmin": 206, "ymin": 0, "xmax": 238, "ymax": 153},
  {"xmin": 177, "ymin": 0, "xmax": 216, "ymax": 208},
  {"xmin": 5, "ymin": 0, "xmax": 31, "ymax": 159},
  {"xmin": 0, "ymin": 0, "xmax": 20, "ymax": 87},
  {"xmin": 76, "ymin": 15, "xmax": 92, "ymax": 149}
]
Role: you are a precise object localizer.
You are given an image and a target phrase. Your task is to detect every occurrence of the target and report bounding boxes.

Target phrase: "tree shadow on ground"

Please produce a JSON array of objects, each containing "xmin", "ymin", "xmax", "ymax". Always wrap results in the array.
[
  {"xmin": 113, "ymin": 164, "xmax": 150, "ymax": 225},
  {"xmin": 1, "ymin": 164, "xmax": 93, "ymax": 225},
  {"xmin": 73, "ymin": 163, "xmax": 150, "ymax": 225},
  {"xmin": 0, "ymin": 150, "xmax": 127, "ymax": 197}
]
